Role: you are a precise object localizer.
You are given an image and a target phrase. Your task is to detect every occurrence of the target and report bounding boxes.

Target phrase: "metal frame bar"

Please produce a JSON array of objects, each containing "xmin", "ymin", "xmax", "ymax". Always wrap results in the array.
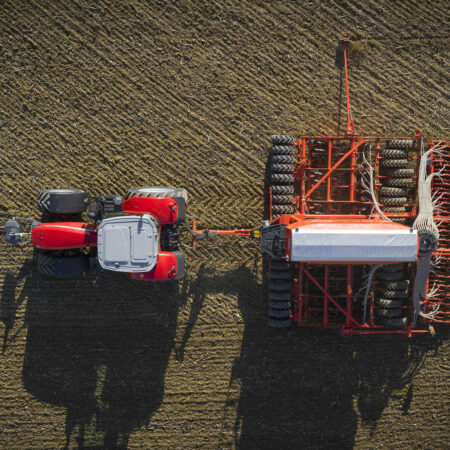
[
  {"xmin": 302, "ymin": 267, "xmax": 362, "ymax": 327},
  {"xmin": 303, "ymin": 139, "xmax": 367, "ymax": 200}
]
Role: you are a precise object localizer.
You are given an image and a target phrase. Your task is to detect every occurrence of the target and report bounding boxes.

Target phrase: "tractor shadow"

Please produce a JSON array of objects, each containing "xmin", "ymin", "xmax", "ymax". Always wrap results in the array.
[{"xmin": 20, "ymin": 262, "xmax": 187, "ymax": 448}]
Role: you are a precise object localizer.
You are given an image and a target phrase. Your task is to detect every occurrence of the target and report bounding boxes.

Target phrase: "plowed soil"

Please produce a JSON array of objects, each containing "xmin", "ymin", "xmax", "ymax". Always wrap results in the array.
[{"xmin": 0, "ymin": 1, "xmax": 449, "ymax": 448}]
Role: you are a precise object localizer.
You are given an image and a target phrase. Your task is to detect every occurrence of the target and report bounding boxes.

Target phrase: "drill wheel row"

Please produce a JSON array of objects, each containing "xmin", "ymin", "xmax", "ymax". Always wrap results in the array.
[
  {"xmin": 379, "ymin": 139, "xmax": 416, "ymax": 224},
  {"xmin": 269, "ymin": 135, "xmax": 296, "ymax": 218}
]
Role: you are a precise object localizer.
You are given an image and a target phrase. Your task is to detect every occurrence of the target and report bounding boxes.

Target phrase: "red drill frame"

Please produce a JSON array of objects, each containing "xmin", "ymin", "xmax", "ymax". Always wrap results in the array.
[{"xmin": 266, "ymin": 136, "xmax": 450, "ymax": 336}]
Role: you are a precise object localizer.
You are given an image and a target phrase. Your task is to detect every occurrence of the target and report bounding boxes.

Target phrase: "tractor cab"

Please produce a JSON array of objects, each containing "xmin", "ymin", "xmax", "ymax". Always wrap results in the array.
[{"xmin": 97, "ymin": 214, "xmax": 159, "ymax": 273}]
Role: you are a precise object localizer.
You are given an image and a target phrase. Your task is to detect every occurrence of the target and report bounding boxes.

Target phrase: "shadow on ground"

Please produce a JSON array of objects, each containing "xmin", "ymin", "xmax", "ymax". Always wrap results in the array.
[
  {"xmin": 14, "ymin": 261, "xmax": 187, "ymax": 448},
  {"xmin": 3, "ymin": 255, "xmax": 446, "ymax": 449},
  {"xmin": 191, "ymin": 261, "xmax": 445, "ymax": 449}
]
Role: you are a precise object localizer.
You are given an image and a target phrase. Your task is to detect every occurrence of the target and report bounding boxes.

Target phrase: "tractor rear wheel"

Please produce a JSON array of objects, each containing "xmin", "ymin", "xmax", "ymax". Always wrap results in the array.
[
  {"xmin": 37, "ymin": 251, "xmax": 89, "ymax": 279},
  {"xmin": 37, "ymin": 189, "xmax": 90, "ymax": 215}
]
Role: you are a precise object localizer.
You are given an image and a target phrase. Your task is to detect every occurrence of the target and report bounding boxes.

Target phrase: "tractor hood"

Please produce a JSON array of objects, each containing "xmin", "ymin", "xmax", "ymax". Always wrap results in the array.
[
  {"xmin": 289, "ymin": 221, "xmax": 419, "ymax": 263},
  {"xmin": 97, "ymin": 214, "xmax": 159, "ymax": 272}
]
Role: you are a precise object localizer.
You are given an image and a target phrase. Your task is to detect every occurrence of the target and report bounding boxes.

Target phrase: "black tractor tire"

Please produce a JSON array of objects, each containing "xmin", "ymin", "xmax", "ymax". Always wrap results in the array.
[
  {"xmin": 270, "ymin": 145, "xmax": 296, "ymax": 156},
  {"xmin": 268, "ymin": 317, "xmax": 291, "ymax": 328},
  {"xmin": 269, "ymin": 300, "xmax": 291, "ymax": 309},
  {"xmin": 272, "ymin": 194, "xmax": 294, "ymax": 204},
  {"xmin": 271, "ymin": 135, "xmax": 296, "ymax": 145},
  {"xmin": 383, "ymin": 206, "xmax": 408, "ymax": 213},
  {"xmin": 37, "ymin": 189, "xmax": 90, "ymax": 215},
  {"xmin": 38, "ymin": 251, "xmax": 89, "ymax": 279},
  {"xmin": 387, "ymin": 139, "xmax": 416, "ymax": 150},
  {"xmin": 386, "ymin": 178, "xmax": 415, "ymax": 188},
  {"xmin": 270, "ymin": 260, "xmax": 292, "ymax": 271},
  {"xmin": 268, "ymin": 291, "xmax": 292, "ymax": 302},
  {"xmin": 380, "ymin": 289, "xmax": 410, "ymax": 299},
  {"xmin": 381, "ymin": 158, "xmax": 409, "ymax": 168},
  {"xmin": 376, "ymin": 271, "xmax": 404, "ymax": 281},
  {"xmin": 271, "ymin": 185, "xmax": 294, "ymax": 195},
  {"xmin": 271, "ymin": 154, "xmax": 296, "ymax": 164},
  {"xmin": 269, "ymin": 308, "xmax": 292, "ymax": 319},
  {"xmin": 384, "ymin": 168, "xmax": 415, "ymax": 178},
  {"xmin": 270, "ymin": 270, "xmax": 292, "ymax": 280},
  {"xmin": 379, "ymin": 187, "xmax": 407, "ymax": 197},
  {"xmin": 269, "ymin": 281, "xmax": 292, "ymax": 292},
  {"xmin": 381, "ymin": 149, "xmax": 409, "ymax": 158},
  {"xmin": 380, "ymin": 197, "xmax": 407, "ymax": 206},
  {"xmin": 271, "ymin": 163, "xmax": 295, "ymax": 173},
  {"xmin": 125, "ymin": 186, "xmax": 187, "ymax": 222},
  {"xmin": 391, "ymin": 218, "xmax": 409, "ymax": 224},
  {"xmin": 375, "ymin": 298, "xmax": 403, "ymax": 309},
  {"xmin": 271, "ymin": 173, "xmax": 295, "ymax": 185},
  {"xmin": 125, "ymin": 186, "xmax": 188, "ymax": 202},
  {"xmin": 381, "ymin": 280, "xmax": 410, "ymax": 290},
  {"xmin": 272, "ymin": 204, "xmax": 295, "ymax": 215},
  {"xmin": 380, "ymin": 316, "xmax": 408, "ymax": 327},
  {"xmin": 379, "ymin": 263, "xmax": 404, "ymax": 272},
  {"xmin": 375, "ymin": 308, "xmax": 402, "ymax": 318}
]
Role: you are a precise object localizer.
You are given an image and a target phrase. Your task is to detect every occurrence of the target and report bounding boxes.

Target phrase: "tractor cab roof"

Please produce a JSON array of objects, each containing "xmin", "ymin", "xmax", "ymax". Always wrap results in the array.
[{"xmin": 97, "ymin": 214, "xmax": 159, "ymax": 273}]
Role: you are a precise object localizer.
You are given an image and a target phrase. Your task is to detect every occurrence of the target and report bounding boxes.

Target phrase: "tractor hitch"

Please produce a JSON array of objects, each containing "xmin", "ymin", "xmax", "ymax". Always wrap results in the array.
[{"xmin": 4, "ymin": 217, "xmax": 40, "ymax": 247}]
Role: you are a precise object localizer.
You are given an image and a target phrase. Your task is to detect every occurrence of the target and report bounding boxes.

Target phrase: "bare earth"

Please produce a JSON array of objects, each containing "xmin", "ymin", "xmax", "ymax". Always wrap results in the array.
[{"xmin": 0, "ymin": 0, "xmax": 449, "ymax": 448}]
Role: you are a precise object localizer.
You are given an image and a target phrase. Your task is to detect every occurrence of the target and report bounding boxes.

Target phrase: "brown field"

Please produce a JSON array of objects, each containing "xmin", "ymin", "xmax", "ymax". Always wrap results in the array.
[{"xmin": 0, "ymin": 0, "xmax": 449, "ymax": 448}]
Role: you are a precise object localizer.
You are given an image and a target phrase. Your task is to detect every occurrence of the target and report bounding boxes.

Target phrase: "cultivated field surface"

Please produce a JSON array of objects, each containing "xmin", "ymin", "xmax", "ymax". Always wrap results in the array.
[{"xmin": 0, "ymin": 0, "xmax": 449, "ymax": 448}]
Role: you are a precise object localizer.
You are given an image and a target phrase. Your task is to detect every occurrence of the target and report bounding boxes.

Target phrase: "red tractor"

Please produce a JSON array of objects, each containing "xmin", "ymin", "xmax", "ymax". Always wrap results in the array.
[{"xmin": 5, "ymin": 187, "xmax": 188, "ymax": 281}]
